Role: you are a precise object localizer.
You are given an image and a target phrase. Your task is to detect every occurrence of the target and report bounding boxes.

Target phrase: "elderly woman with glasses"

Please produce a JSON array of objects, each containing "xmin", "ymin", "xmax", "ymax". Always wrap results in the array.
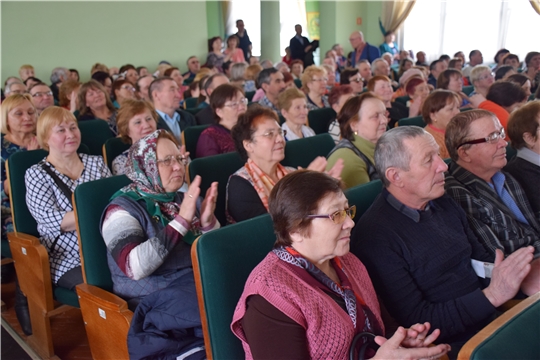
[
  {"xmin": 101, "ymin": 129, "xmax": 218, "ymax": 359},
  {"xmin": 196, "ymin": 84, "xmax": 247, "ymax": 158},
  {"xmin": 112, "ymin": 79, "xmax": 137, "ymax": 108},
  {"xmin": 231, "ymin": 170, "xmax": 450, "ymax": 360},
  {"xmin": 226, "ymin": 105, "xmax": 342, "ymax": 224},
  {"xmin": 301, "ymin": 65, "xmax": 331, "ymax": 110}
]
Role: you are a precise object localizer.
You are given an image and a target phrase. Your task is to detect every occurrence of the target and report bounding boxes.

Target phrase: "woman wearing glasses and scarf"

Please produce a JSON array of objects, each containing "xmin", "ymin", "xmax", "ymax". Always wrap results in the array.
[
  {"xmin": 231, "ymin": 170, "xmax": 450, "ymax": 360},
  {"xmin": 196, "ymin": 84, "xmax": 247, "ymax": 158},
  {"xmin": 226, "ymin": 105, "xmax": 343, "ymax": 224},
  {"xmin": 101, "ymin": 129, "xmax": 218, "ymax": 359}
]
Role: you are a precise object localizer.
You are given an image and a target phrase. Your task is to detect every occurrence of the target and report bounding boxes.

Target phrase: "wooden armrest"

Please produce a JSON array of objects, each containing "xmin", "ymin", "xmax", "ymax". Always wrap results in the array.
[{"xmin": 76, "ymin": 284, "xmax": 132, "ymax": 360}]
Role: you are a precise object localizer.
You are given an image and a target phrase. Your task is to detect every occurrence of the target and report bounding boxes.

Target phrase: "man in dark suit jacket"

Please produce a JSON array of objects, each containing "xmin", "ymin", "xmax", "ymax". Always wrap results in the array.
[
  {"xmin": 290, "ymin": 25, "xmax": 313, "ymax": 66},
  {"xmin": 149, "ymin": 77, "xmax": 196, "ymax": 144}
]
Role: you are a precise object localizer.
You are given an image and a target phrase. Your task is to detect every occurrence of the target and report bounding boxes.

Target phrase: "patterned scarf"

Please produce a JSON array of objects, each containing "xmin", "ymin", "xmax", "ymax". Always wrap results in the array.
[
  {"xmin": 110, "ymin": 130, "xmax": 180, "ymax": 225},
  {"xmin": 273, "ymin": 246, "xmax": 375, "ymax": 332},
  {"xmin": 238, "ymin": 158, "xmax": 291, "ymax": 210}
]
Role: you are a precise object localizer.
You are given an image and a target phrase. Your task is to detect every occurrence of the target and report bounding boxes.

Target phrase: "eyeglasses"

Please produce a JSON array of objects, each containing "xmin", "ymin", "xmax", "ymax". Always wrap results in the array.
[
  {"xmin": 477, "ymin": 73, "xmax": 494, "ymax": 81},
  {"xmin": 349, "ymin": 77, "xmax": 364, "ymax": 83},
  {"xmin": 156, "ymin": 155, "xmax": 187, "ymax": 167},
  {"xmin": 312, "ymin": 78, "xmax": 328, "ymax": 82},
  {"xmin": 457, "ymin": 129, "xmax": 506, "ymax": 149},
  {"xmin": 224, "ymin": 98, "xmax": 248, "ymax": 108},
  {"xmin": 31, "ymin": 91, "xmax": 53, "ymax": 98},
  {"xmin": 306, "ymin": 205, "xmax": 356, "ymax": 224},
  {"xmin": 253, "ymin": 128, "xmax": 286, "ymax": 140},
  {"xmin": 121, "ymin": 85, "xmax": 136, "ymax": 91}
]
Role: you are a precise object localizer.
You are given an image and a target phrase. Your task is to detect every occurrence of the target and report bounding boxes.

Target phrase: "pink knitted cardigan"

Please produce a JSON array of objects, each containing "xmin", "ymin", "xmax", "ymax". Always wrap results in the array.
[{"xmin": 231, "ymin": 252, "xmax": 384, "ymax": 359}]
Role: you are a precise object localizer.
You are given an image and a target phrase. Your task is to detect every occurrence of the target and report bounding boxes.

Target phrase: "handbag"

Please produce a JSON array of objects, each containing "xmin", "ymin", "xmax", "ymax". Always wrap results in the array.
[
  {"xmin": 349, "ymin": 332, "xmax": 377, "ymax": 360},
  {"xmin": 41, "ymin": 163, "xmax": 73, "ymax": 255}
]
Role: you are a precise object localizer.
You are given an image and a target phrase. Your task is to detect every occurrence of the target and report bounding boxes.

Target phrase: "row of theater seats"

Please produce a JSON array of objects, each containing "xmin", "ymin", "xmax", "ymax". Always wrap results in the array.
[
  {"xmin": 6, "ymin": 115, "xmax": 534, "ymax": 359},
  {"xmin": 8, "ymin": 147, "xmax": 539, "ymax": 359}
]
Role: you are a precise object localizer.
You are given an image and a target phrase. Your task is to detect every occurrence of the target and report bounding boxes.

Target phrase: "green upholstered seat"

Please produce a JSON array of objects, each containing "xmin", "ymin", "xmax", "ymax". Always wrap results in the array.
[
  {"xmin": 458, "ymin": 293, "xmax": 540, "ymax": 360},
  {"xmin": 74, "ymin": 175, "xmax": 131, "ymax": 291},
  {"xmin": 463, "ymin": 85, "xmax": 474, "ymax": 95},
  {"xmin": 78, "ymin": 119, "xmax": 114, "ymax": 156},
  {"xmin": 395, "ymin": 95, "xmax": 410, "ymax": 106},
  {"xmin": 506, "ymin": 144, "xmax": 517, "ymax": 161},
  {"xmin": 192, "ymin": 214, "xmax": 275, "ymax": 359},
  {"xmin": 281, "ymin": 133, "xmax": 335, "ymax": 169},
  {"xmin": 103, "ymin": 137, "xmax": 130, "ymax": 171},
  {"xmin": 185, "ymin": 107, "xmax": 202, "ymax": 116},
  {"xmin": 307, "ymin": 108, "xmax": 337, "ymax": 135},
  {"xmin": 181, "ymin": 124, "xmax": 210, "ymax": 160},
  {"xmin": 344, "ymin": 180, "xmax": 383, "ymax": 225},
  {"xmin": 278, "ymin": 114, "xmax": 286, "ymax": 125},
  {"xmin": 294, "ymin": 78, "xmax": 302, "ymax": 89},
  {"xmin": 245, "ymin": 91, "xmax": 256, "ymax": 102},
  {"xmin": 187, "ymin": 151, "xmax": 244, "ymax": 226},
  {"xmin": 398, "ymin": 116, "xmax": 426, "ymax": 128},
  {"xmin": 184, "ymin": 97, "xmax": 198, "ymax": 109}
]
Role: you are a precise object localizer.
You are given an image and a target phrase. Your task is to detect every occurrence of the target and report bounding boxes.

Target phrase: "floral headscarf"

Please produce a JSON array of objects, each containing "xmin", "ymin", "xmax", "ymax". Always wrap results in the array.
[{"xmin": 110, "ymin": 130, "xmax": 181, "ymax": 224}]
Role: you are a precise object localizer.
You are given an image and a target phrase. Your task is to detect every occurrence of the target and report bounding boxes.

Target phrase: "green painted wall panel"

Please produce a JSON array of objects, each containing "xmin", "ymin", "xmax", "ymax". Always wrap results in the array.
[{"xmin": 1, "ymin": 1, "xmax": 209, "ymax": 83}]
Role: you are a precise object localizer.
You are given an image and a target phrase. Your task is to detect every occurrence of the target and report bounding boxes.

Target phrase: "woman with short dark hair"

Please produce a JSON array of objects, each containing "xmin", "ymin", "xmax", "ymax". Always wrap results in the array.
[
  {"xmin": 226, "ymin": 105, "xmax": 342, "ymax": 223},
  {"xmin": 326, "ymin": 93, "xmax": 388, "ymax": 188},
  {"xmin": 196, "ymin": 84, "xmax": 247, "ymax": 158},
  {"xmin": 436, "ymin": 69, "xmax": 471, "ymax": 107},
  {"xmin": 232, "ymin": 170, "xmax": 450, "ymax": 360}
]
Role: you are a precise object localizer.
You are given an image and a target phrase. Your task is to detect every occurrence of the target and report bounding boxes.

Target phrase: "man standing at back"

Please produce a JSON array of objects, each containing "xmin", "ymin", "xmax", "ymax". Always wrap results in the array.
[
  {"xmin": 461, "ymin": 50, "xmax": 483, "ymax": 77},
  {"xmin": 289, "ymin": 24, "xmax": 312, "ymax": 65},
  {"xmin": 149, "ymin": 77, "xmax": 196, "ymax": 144},
  {"xmin": 235, "ymin": 19, "xmax": 252, "ymax": 62},
  {"xmin": 348, "ymin": 31, "xmax": 380, "ymax": 67},
  {"xmin": 351, "ymin": 126, "xmax": 535, "ymax": 357}
]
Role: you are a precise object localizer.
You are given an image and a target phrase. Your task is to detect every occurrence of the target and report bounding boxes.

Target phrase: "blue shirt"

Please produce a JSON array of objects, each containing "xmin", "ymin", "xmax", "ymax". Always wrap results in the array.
[{"xmin": 156, "ymin": 109, "xmax": 182, "ymax": 141}]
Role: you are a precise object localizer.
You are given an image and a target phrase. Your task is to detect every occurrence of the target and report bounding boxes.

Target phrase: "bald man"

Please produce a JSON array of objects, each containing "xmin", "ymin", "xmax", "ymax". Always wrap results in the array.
[{"xmin": 348, "ymin": 31, "xmax": 380, "ymax": 67}]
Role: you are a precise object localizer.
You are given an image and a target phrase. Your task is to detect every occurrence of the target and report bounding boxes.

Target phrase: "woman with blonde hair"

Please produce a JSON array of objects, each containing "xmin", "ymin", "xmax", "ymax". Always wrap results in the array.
[
  {"xmin": 301, "ymin": 65, "xmax": 330, "ymax": 110},
  {"xmin": 25, "ymin": 107, "xmax": 111, "ymax": 289},
  {"xmin": 278, "ymin": 88, "xmax": 315, "ymax": 141}
]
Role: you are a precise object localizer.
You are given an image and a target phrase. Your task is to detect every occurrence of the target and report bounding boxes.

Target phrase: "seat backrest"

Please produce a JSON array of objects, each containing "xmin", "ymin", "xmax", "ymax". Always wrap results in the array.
[
  {"xmin": 458, "ymin": 292, "xmax": 540, "ymax": 360},
  {"xmin": 245, "ymin": 91, "xmax": 256, "ymax": 102},
  {"xmin": 185, "ymin": 107, "xmax": 202, "ymax": 116},
  {"xmin": 307, "ymin": 108, "xmax": 337, "ymax": 135},
  {"xmin": 103, "ymin": 137, "xmax": 131, "ymax": 171},
  {"xmin": 192, "ymin": 214, "xmax": 275, "ymax": 359},
  {"xmin": 294, "ymin": 78, "xmax": 302, "ymax": 89},
  {"xmin": 395, "ymin": 95, "xmax": 411, "ymax": 105},
  {"xmin": 462, "ymin": 85, "xmax": 475, "ymax": 96},
  {"xmin": 181, "ymin": 124, "xmax": 210, "ymax": 160},
  {"xmin": 79, "ymin": 119, "xmax": 114, "ymax": 156},
  {"xmin": 73, "ymin": 175, "xmax": 131, "ymax": 291},
  {"xmin": 344, "ymin": 180, "xmax": 383, "ymax": 225},
  {"xmin": 7, "ymin": 149, "xmax": 49, "ymax": 236},
  {"xmin": 398, "ymin": 116, "xmax": 426, "ymax": 128},
  {"xmin": 184, "ymin": 97, "xmax": 198, "ymax": 109},
  {"xmin": 281, "ymin": 133, "xmax": 335, "ymax": 169},
  {"xmin": 188, "ymin": 152, "xmax": 244, "ymax": 226}
]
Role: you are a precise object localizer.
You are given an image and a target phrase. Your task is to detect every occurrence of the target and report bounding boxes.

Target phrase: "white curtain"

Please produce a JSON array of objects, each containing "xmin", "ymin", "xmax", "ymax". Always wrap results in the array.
[{"xmin": 381, "ymin": 0, "xmax": 416, "ymax": 34}]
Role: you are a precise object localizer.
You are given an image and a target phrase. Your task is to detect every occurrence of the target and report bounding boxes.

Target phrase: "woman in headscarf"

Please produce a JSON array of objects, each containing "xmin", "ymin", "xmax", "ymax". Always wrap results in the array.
[{"xmin": 101, "ymin": 129, "xmax": 218, "ymax": 359}]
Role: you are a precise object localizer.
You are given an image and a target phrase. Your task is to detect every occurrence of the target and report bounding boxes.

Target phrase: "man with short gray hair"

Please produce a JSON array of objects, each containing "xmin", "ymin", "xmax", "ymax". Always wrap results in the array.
[
  {"xmin": 351, "ymin": 126, "xmax": 535, "ymax": 356},
  {"xmin": 50, "ymin": 67, "xmax": 70, "ymax": 101},
  {"xmin": 444, "ymin": 109, "xmax": 540, "ymax": 266},
  {"xmin": 4, "ymin": 81, "xmax": 27, "ymax": 96}
]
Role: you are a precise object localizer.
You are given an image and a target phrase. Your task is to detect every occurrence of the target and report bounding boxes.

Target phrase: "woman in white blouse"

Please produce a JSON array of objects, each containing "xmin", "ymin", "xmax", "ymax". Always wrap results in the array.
[
  {"xmin": 278, "ymin": 88, "xmax": 316, "ymax": 141},
  {"xmin": 25, "ymin": 107, "xmax": 111, "ymax": 289}
]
